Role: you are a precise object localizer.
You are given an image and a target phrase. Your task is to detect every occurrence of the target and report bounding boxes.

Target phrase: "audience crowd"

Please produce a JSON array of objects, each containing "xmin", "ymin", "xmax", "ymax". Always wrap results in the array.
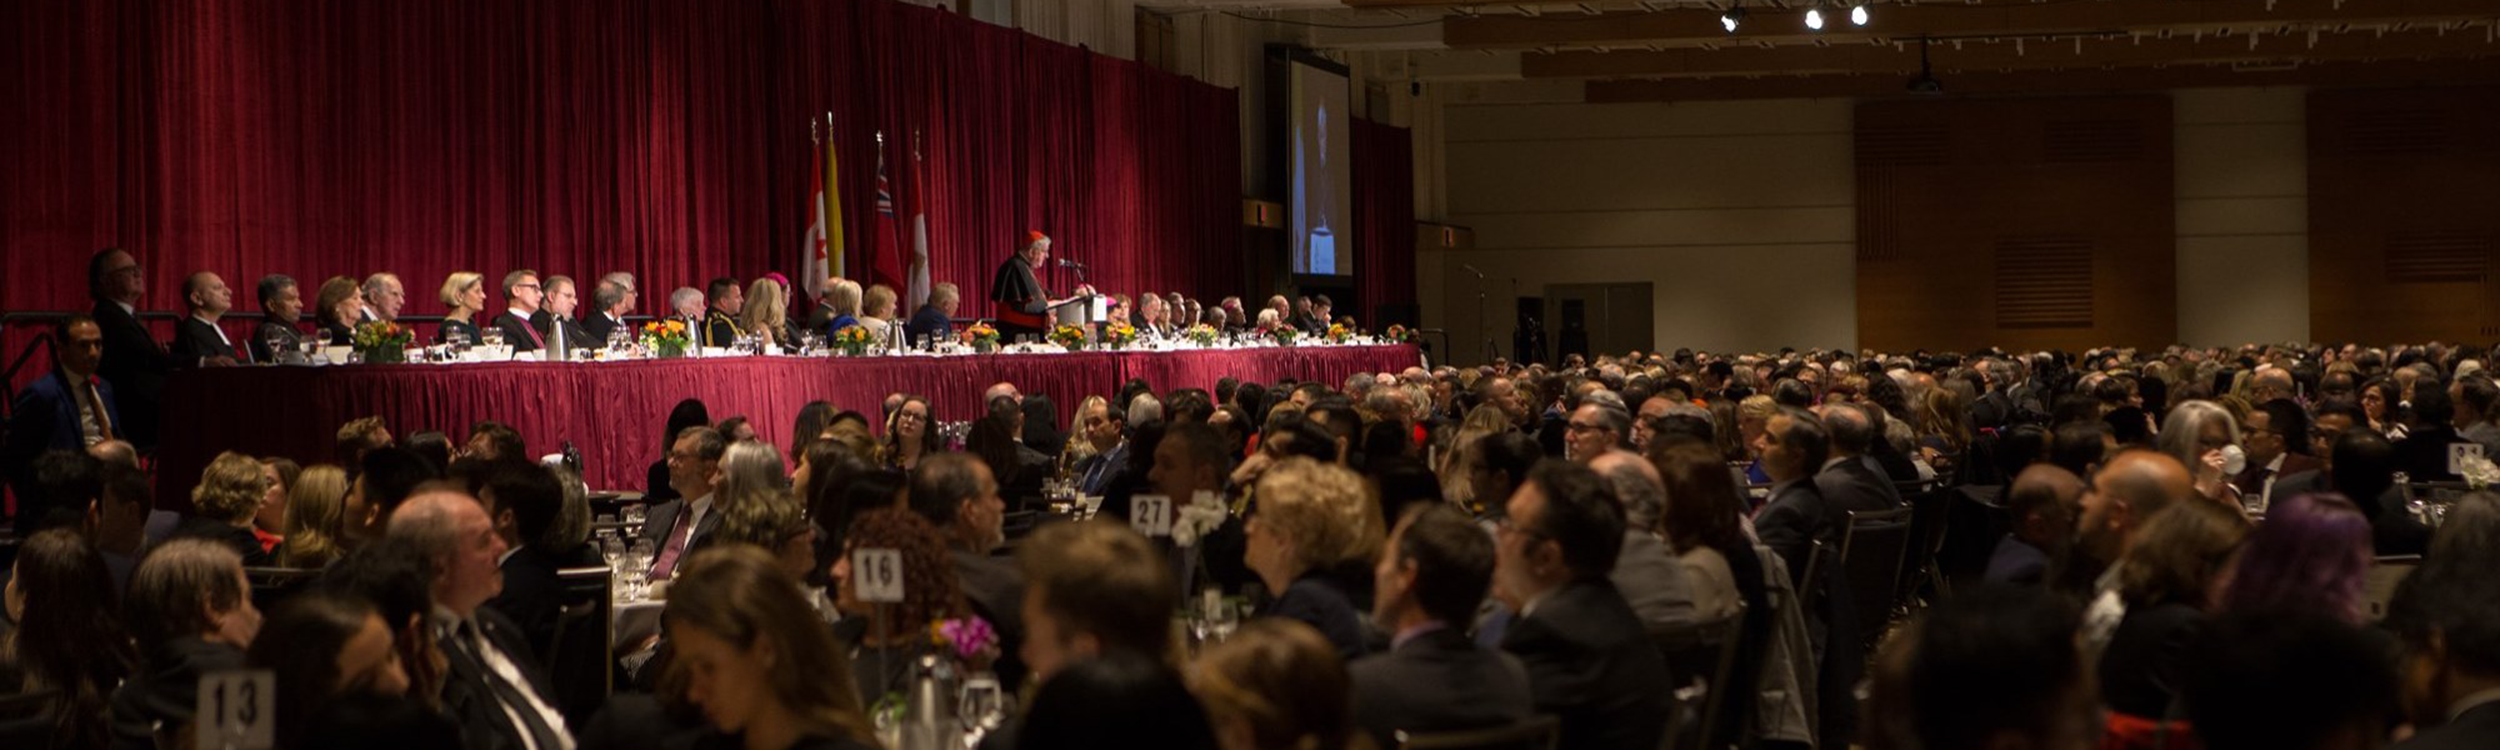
[{"xmin": 5, "ymin": 245, "xmax": 2500, "ymax": 750}]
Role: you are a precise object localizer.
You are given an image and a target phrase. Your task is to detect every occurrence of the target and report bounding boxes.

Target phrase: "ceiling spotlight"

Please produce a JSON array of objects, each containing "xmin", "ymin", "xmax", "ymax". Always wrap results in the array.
[
  {"xmin": 1850, "ymin": 3, "xmax": 1870, "ymax": 26},
  {"xmin": 1805, "ymin": 7, "xmax": 1825, "ymax": 31},
  {"xmin": 1721, "ymin": 5, "xmax": 1745, "ymax": 33}
]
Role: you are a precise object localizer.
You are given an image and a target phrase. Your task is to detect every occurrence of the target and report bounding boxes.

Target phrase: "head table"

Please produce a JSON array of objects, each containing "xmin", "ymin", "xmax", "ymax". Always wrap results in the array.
[{"xmin": 157, "ymin": 344, "xmax": 1420, "ymax": 503}]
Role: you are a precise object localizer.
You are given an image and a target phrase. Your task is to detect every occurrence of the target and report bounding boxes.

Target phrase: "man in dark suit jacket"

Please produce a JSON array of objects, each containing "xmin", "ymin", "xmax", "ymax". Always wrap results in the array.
[
  {"xmin": 169, "ymin": 272, "xmax": 246, "ymax": 367},
  {"xmin": 1752, "ymin": 408, "xmax": 1835, "ymax": 586},
  {"xmin": 394, "ymin": 489, "xmax": 575, "ymax": 750},
  {"xmin": 1494, "ymin": 462, "xmax": 1670, "ymax": 750},
  {"xmin": 1814, "ymin": 403, "xmax": 1906, "ymax": 516},
  {"xmin": 700, "ymin": 277, "xmax": 745, "ymax": 348},
  {"xmin": 642, "ymin": 427, "xmax": 727, "ymax": 580},
  {"xmin": 491, "ymin": 270, "xmax": 549, "ymax": 354},
  {"xmin": 906, "ymin": 453, "xmax": 1030, "ymax": 691},
  {"xmin": 87, "ymin": 248, "xmax": 175, "ymax": 447},
  {"xmin": 2232, "ymin": 399, "xmax": 2322, "ymax": 512},
  {"xmin": 530, "ymin": 275, "xmax": 591, "ymax": 358},
  {"xmin": 2394, "ymin": 388, "xmax": 2471, "ymax": 482},
  {"xmin": 905, "ymin": 282, "xmax": 960, "ymax": 348},
  {"xmin": 249, "ymin": 274, "xmax": 307, "ymax": 363},
  {"xmin": 579, "ymin": 281, "xmax": 631, "ymax": 346},
  {"xmin": 2385, "ymin": 561, "xmax": 2500, "ymax": 750},
  {"xmin": 5, "ymin": 317, "xmax": 123, "ymax": 532},
  {"xmin": 1352, "ymin": 504, "xmax": 1532, "ymax": 749},
  {"xmin": 480, "ymin": 462, "xmax": 587, "ymax": 659}
]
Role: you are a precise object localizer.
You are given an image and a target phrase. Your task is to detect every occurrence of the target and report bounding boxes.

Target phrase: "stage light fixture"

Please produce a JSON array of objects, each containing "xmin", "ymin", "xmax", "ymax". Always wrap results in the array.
[
  {"xmin": 1804, "ymin": 7, "xmax": 1824, "ymax": 31},
  {"xmin": 1850, "ymin": 3, "xmax": 1869, "ymax": 26},
  {"xmin": 1721, "ymin": 5, "xmax": 1745, "ymax": 33}
]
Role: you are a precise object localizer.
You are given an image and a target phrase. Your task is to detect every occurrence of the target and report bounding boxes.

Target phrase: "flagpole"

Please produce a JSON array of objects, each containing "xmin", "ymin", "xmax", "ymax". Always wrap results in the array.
[{"xmin": 821, "ymin": 111, "xmax": 839, "ymax": 283}]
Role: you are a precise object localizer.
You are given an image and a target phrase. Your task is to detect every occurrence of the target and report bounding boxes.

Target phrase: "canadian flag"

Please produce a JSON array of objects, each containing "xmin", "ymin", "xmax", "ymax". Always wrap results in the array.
[{"xmin": 907, "ymin": 139, "xmax": 932, "ymax": 311}]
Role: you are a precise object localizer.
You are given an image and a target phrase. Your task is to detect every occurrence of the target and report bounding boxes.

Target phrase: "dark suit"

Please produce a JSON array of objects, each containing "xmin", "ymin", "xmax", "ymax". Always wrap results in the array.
[
  {"xmin": 251, "ymin": 320, "xmax": 304, "ymax": 363},
  {"xmin": 1983, "ymin": 534, "xmax": 2051, "ymax": 584},
  {"xmin": 2230, "ymin": 453, "xmax": 2322, "ymax": 507},
  {"xmin": 320, "ymin": 319, "xmax": 355, "ymax": 346},
  {"xmin": 531, "ymin": 310, "xmax": 591, "ymax": 356},
  {"xmin": 2098, "ymin": 602, "xmax": 2203, "ymax": 719},
  {"xmin": 2393, "ymin": 701, "xmax": 2500, "ymax": 750},
  {"xmin": 640, "ymin": 497, "xmax": 720, "ymax": 557},
  {"xmin": 90, "ymin": 299, "xmax": 172, "ymax": 447},
  {"xmin": 580, "ymin": 312, "xmax": 627, "ymax": 346},
  {"xmin": 107, "ymin": 637, "xmax": 247, "ymax": 750},
  {"xmin": 905, "ymin": 304, "xmax": 954, "ymax": 348},
  {"xmin": 487, "ymin": 543, "xmax": 603, "ymax": 660},
  {"xmin": 6, "ymin": 369, "xmax": 120, "ymax": 531},
  {"xmin": 1499, "ymin": 579, "xmax": 1672, "ymax": 750},
  {"xmin": 1350, "ymin": 627, "xmax": 1534, "ymax": 750},
  {"xmin": 170, "ymin": 316, "xmax": 240, "ymax": 365},
  {"xmin": 701, "ymin": 309, "xmax": 742, "ymax": 348},
  {"xmin": 493, "ymin": 310, "xmax": 545, "ymax": 353},
  {"xmin": 1815, "ymin": 457, "xmax": 1905, "ymax": 516},
  {"xmin": 2395, "ymin": 426, "xmax": 2471, "ymax": 482},
  {"xmin": 1265, "ymin": 574, "xmax": 1371, "ymax": 661},
  {"xmin": 953, "ymin": 550, "xmax": 1028, "ymax": 691},
  {"xmin": 437, "ymin": 607, "xmax": 570, "ymax": 750},
  {"xmin": 1752, "ymin": 479, "xmax": 1833, "ymax": 588}
]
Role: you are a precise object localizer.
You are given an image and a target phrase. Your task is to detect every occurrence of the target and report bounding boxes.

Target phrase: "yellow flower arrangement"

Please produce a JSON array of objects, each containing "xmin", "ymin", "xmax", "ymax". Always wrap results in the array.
[{"xmin": 1048, "ymin": 324, "xmax": 1088, "ymax": 350}]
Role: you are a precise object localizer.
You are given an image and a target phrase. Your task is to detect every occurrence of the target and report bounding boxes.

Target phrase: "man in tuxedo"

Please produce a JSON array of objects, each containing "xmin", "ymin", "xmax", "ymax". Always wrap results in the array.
[
  {"xmin": 531, "ymin": 275, "xmax": 589, "ymax": 357},
  {"xmin": 362, "ymin": 273, "xmax": 407, "ymax": 323},
  {"xmin": 1493, "ymin": 461, "xmax": 1670, "ymax": 750},
  {"xmin": 250, "ymin": 274, "xmax": 306, "ymax": 363},
  {"xmin": 5, "ymin": 317, "xmax": 123, "ymax": 532},
  {"xmin": 492, "ymin": 270, "xmax": 549, "ymax": 354},
  {"xmin": 640, "ymin": 427, "xmax": 725, "ymax": 581},
  {"xmin": 579, "ymin": 281, "xmax": 630, "ymax": 345},
  {"xmin": 170, "ymin": 272, "xmax": 244, "ymax": 367},
  {"xmin": 480, "ymin": 461, "xmax": 577, "ymax": 659},
  {"xmin": 2233, "ymin": 399, "xmax": 2320, "ymax": 512},
  {"xmin": 1751, "ymin": 406, "xmax": 1834, "ymax": 586},
  {"xmin": 909, "ymin": 453, "xmax": 1027, "ymax": 689},
  {"xmin": 905, "ymin": 282, "xmax": 959, "ymax": 348},
  {"xmin": 87, "ymin": 247, "xmax": 174, "ymax": 448},
  {"xmin": 392, "ymin": 489, "xmax": 576, "ymax": 750},
  {"xmin": 700, "ymin": 277, "xmax": 743, "ymax": 348},
  {"xmin": 1351, "ymin": 503, "xmax": 1532, "ymax": 749},
  {"xmin": 1814, "ymin": 402, "xmax": 1904, "ymax": 515}
]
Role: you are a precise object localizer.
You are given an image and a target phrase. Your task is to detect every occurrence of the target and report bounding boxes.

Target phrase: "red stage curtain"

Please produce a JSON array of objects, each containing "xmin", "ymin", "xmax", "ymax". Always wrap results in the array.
[
  {"xmin": 0, "ymin": 0, "xmax": 1242, "ymax": 375},
  {"xmin": 1353, "ymin": 119, "xmax": 1418, "ymax": 325}
]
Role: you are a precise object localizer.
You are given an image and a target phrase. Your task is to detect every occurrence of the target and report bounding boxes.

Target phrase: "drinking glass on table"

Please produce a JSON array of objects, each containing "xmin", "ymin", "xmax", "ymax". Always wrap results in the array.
[
  {"xmin": 624, "ymin": 503, "xmax": 647, "ymax": 528},
  {"xmin": 1207, "ymin": 597, "xmax": 1240, "ymax": 643},
  {"xmin": 959, "ymin": 673, "xmax": 1006, "ymax": 741},
  {"xmin": 481, "ymin": 327, "xmax": 504, "ymax": 348},
  {"xmin": 602, "ymin": 536, "xmax": 626, "ymax": 572}
]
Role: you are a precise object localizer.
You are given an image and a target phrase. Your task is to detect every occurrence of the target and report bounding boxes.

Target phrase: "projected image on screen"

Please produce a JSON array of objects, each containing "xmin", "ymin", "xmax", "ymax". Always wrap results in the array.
[{"xmin": 1290, "ymin": 59, "xmax": 1352, "ymax": 277}]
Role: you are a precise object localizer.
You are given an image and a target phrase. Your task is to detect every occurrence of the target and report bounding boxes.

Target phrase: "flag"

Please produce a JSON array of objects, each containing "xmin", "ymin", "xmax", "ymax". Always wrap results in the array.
[
  {"xmin": 906, "ymin": 135, "xmax": 932, "ymax": 311},
  {"xmin": 871, "ymin": 134, "xmax": 906, "ymax": 292},
  {"xmin": 800, "ymin": 115, "xmax": 845, "ymax": 301}
]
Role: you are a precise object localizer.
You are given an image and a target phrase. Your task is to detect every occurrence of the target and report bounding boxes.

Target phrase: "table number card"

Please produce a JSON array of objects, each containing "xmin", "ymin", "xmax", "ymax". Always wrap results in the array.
[
  {"xmin": 197, "ymin": 670, "xmax": 276, "ymax": 750},
  {"xmin": 853, "ymin": 548, "xmax": 906, "ymax": 603},
  {"xmin": 1132, "ymin": 495, "xmax": 1174, "ymax": 537}
]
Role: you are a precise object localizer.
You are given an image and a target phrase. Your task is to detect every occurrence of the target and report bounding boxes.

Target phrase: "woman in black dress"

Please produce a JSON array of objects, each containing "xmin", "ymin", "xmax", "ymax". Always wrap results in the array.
[{"xmin": 435, "ymin": 271, "xmax": 487, "ymax": 346}]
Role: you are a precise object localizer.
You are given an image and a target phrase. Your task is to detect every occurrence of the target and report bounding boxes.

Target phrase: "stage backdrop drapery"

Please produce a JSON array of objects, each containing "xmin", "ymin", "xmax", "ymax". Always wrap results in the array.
[
  {"xmin": 1353, "ymin": 119, "xmax": 1418, "ymax": 326},
  {"xmin": 0, "ymin": 0, "xmax": 1241, "ymax": 381}
]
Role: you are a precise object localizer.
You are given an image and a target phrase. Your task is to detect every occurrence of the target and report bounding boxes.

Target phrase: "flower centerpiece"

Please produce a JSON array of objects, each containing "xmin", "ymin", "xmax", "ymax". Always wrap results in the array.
[
  {"xmin": 830, "ymin": 324, "xmax": 875, "ymax": 356},
  {"xmin": 640, "ymin": 319, "xmax": 691, "ymax": 358},
  {"xmin": 931, "ymin": 616, "xmax": 1000, "ymax": 670},
  {"xmin": 1269, "ymin": 324, "xmax": 1299, "ymax": 347},
  {"xmin": 2463, "ymin": 453, "xmax": 2500, "ymax": 491},
  {"xmin": 1383, "ymin": 324, "xmax": 1417, "ymax": 344},
  {"xmin": 1183, "ymin": 323, "xmax": 1220, "ymax": 347},
  {"xmin": 1049, "ymin": 323, "xmax": 1088, "ymax": 351},
  {"xmin": 1325, "ymin": 323, "xmax": 1353, "ymax": 345},
  {"xmin": 1102, "ymin": 322, "xmax": 1139, "ymax": 350},
  {"xmin": 350, "ymin": 321, "xmax": 413, "ymax": 364},
  {"xmin": 962, "ymin": 322, "xmax": 1000, "ymax": 353}
]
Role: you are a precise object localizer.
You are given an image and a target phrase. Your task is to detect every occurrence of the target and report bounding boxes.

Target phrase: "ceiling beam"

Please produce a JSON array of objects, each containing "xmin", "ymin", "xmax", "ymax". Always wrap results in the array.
[
  {"xmin": 1576, "ymin": 57, "xmax": 2500, "ymax": 102},
  {"xmin": 1522, "ymin": 25, "xmax": 2500, "ymax": 78},
  {"xmin": 1441, "ymin": 0, "xmax": 2500, "ymax": 51}
]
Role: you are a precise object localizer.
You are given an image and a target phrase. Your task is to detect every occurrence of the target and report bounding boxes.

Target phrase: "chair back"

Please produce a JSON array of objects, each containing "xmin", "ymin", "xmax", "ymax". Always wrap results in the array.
[
  {"xmin": 545, "ymin": 566, "xmax": 615, "ymax": 723},
  {"xmin": 1898, "ymin": 479, "xmax": 1953, "ymax": 602},
  {"xmin": 0, "ymin": 688, "xmax": 62, "ymax": 748},
  {"xmin": 242, "ymin": 566, "xmax": 325, "ymax": 613},
  {"xmin": 2364, "ymin": 555, "xmax": 2422, "ymax": 622},
  {"xmin": 1397, "ymin": 715, "xmax": 1561, "ymax": 750},
  {"xmin": 1840, "ymin": 507, "xmax": 1915, "ymax": 652},
  {"xmin": 1653, "ymin": 607, "xmax": 1749, "ymax": 750}
]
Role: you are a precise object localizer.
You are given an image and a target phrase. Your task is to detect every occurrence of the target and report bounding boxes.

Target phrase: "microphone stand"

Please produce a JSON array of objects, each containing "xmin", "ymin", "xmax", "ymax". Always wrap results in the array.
[{"xmin": 1462, "ymin": 264, "xmax": 1496, "ymax": 365}]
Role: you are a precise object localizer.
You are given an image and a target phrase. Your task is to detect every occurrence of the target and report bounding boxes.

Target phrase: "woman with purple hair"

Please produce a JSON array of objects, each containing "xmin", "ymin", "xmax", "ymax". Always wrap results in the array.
[{"xmin": 2216, "ymin": 493, "xmax": 2376, "ymax": 624}]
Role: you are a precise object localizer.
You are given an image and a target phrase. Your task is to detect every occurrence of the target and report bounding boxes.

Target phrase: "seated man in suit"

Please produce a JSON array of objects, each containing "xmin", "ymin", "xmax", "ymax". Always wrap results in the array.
[
  {"xmin": 1750, "ymin": 406, "xmax": 1834, "ymax": 586},
  {"xmin": 392, "ymin": 488, "xmax": 575, "ymax": 750},
  {"xmin": 1352, "ymin": 503, "xmax": 1532, "ymax": 748},
  {"xmin": 170, "ymin": 271, "xmax": 245, "ymax": 367},
  {"xmin": 87, "ymin": 248, "xmax": 174, "ymax": 448},
  {"xmin": 1986, "ymin": 464, "xmax": 2082, "ymax": 585},
  {"xmin": 481, "ymin": 461, "xmax": 596, "ymax": 661},
  {"xmin": 108, "ymin": 539, "xmax": 258, "ymax": 750},
  {"xmin": 642, "ymin": 426, "xmax": 726, "ymax": 581},
  {"xmin": 250, "ymin": 274, "xmax": 306, "ymax": 363},
  {"xmin": 908, "ymin": 453, "xmax": 1028, "ymax": 690},
  {"xmin": 2233, "ymin": 399, "xmax": 2320, "ymax": 512},
  {"xmin": 529, "ymin": 275, "xmax": 589, "ymax": 357},
  {"xmin": 362, "ymin": 272, "xmax": 407, "ymax": 323},
  {"xmin": 579, "ymin": 281, "xmax": 631, "ymax": 345},
  {"xmin": 905, "ymin": 282, "xmax": 960, "ymax": 348},
  {"xmin": 1813, "ymin": 402, "xmax": 1904, "ymax": 515},
  {"xmin": 1590, "ymin": 451, "xmax": 1697, "ymax": 631},
  {"xmin": 1494, "ymin": 460, "xmax": 1671, "ymax": 750},
  {"xmin": 2385, "ymin": 543, "xmax": 2500, "ymax": 750},
  {"xmin": 6, "ymin": 316, "xmax": 124, "ymax": 531},
  {"xmin": 700, "ymin": 276, "xmax": 744, "ymax": 348},
  {"xmin": 492, "ymin": 270, "xmax": 549, "ymax": 354}
]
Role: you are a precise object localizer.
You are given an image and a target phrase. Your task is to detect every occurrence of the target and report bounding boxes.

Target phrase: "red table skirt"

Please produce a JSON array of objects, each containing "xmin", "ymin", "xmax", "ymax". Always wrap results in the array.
[{"xmin": 158, "ymin": 345, "xmax": 1419, "ymax": 499}]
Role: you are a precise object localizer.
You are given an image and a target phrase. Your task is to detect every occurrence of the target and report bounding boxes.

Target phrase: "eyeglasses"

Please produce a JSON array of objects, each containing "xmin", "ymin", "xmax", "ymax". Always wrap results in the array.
[
  {"xmin": 516, "ymin": 283, "xmax": 542, "ymax": 291},
  {"xmin": 1565, "ymin": 421, "xmax": 1607, "ymax": 434}
]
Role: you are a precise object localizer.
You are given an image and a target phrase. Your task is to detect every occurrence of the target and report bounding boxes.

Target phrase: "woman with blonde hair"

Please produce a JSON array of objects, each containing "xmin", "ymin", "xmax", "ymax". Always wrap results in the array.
[
  {"xmin": 666, "ymin": 546, "xmax": 880, "ymax": 750},
  {"xmin": 1189, "ymin": 618, "xmax": 1370, "ymax": 750},
  {"xmin": 278, "ymin": 465, "xmax": 350, "ymax": 569},
  {"xmin": 821, "ymin": 279, "xmax": 864, "ymax": 339},
  {"xmin": 312, "ymin": 276, "xmax": 365, "ymax": 345},
  {"xmin": 1435, "ymin": 404, "xmax": 1516, "ymax": 508},
  {"xmin": 859, "ymin": 284, "xmax": 900, "ymax": 348},
  {"xmin": 181, "ymin": 451, "xmax": 279, "ymax": 566},
  {"xmin": 1058, "ymin": 395, "xmax": 1109, "ymax": 476},
  {"xmin": 436, "ymin": 271, "xmax": 487, "ymax": 346},
  {"xmin": 1244, "ymin": 457, "xmax": 1382, "ymax": 660},
  {"xmin": 740, "ymin": 277, "xmax": 798, "ymax": 350}
]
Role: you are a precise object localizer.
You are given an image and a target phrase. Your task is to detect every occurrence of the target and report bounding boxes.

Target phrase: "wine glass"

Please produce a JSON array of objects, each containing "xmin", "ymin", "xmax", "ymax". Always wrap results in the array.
[
  {"xmin": 959, "ymin": 673, "xmax": 1006, "ymax": 738},
  {"xmin": 624, "ymin": 503, "xmax": 647, "ymax": 529},
  {"xmin": 1207, "ymin": 597, "xmax": 1240, "ymax": 643},
  {"xmin": 602, "ymin": 536, "xmax": 625, "ymax": 572},
  {"xmin": 481, "ymin": 327, "xmax": 504, "ymax": 348}
]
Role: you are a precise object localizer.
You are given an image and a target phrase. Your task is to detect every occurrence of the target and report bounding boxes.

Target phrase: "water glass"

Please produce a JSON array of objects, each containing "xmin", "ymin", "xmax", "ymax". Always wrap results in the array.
[
  {"xmin": 1207, "ymin": 597, "xmax": 1240, "ymax": 643},
  {"xmin": 481, "ymin": 327, "xmax": 504, "ymax": 348},
  {"xmin": 602, "ymin": 536, "xmax": 626, "ymax": 572},
  {"xmin": 959, "ymin": 673, "xmax": 1006, "ymax": 735},
  {"xmin": 624, "ymin": 503, "xmax": 647, "ymax": 527}
]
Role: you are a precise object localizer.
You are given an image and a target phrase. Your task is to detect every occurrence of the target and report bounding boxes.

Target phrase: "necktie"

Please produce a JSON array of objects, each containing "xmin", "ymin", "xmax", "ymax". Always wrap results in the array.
[
  {"xmin": 2257, "ymin": 468, "xmax": 2276, "ymax": 512},
  {"xmin": 86, "ymin": 379, "xmax": 115, "ymax": 442},
  {"xmin": 519, "ymin": 317, "xmax": 546, "ymax": 349},
  {"xmin": 651, "ymin": 510, "xmax": 697, "ymax": 579},
  {"xmin": 460, "ymin": 621, "xmax": 572, "ymax": 750}
]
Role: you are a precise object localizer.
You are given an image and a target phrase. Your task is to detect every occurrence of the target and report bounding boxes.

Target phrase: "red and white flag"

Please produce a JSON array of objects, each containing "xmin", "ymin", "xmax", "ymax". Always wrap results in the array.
[{"xmin": 907, "ymin": 137, "xmax": 932, "ymax": 311}]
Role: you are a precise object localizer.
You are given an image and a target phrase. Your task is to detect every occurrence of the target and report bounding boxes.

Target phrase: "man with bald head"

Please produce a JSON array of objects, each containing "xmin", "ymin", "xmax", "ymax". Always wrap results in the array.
[
  {"xmin": 392, "ymin": 487, "xmax": 575, "ymax": 750},
  {"xmin": 1986, "ymin": 465, "xmax": 2084, "ymax": 585},
  {"xmin": 1813, "ymin": 402, "xmax": 1903, "ymax": 515},
  {"xmin": 171, "ymin": 272, "xmax": 244, "ymax": 367},
  {"xmin": 2074, "ymin": 448, "xmax": 2194, "ymax": 609},
  {"xmin": 1591, "ymin": 451, "xmax": 1698, "ymax": 631}
]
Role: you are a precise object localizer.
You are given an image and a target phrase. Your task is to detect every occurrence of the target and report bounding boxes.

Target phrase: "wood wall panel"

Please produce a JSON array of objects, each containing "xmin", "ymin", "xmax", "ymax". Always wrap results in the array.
[
  {"xmin": 2308, "ymin": 87, "xmax": 2500, "ymax": 344},
  {"xmin": 1855, "ymin": 96, "xmax": 2177, "ymax": 352}
]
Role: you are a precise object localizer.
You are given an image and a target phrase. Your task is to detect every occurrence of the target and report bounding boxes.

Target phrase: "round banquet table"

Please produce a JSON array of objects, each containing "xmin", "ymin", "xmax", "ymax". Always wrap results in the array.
[{"xmin": 157, "ymin": 344, "xmax": 1421, "ymax": 503}]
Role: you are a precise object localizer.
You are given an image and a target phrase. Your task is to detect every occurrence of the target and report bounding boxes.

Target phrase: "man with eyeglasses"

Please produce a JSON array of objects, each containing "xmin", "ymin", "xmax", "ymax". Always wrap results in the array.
[
  {"xmin": 491, "ymin": 270, "xmax": 549, "ymax": 354},
  {"xmin": 1491, "ymin": 460, "xmax": 1670, "ymax": 750},
  {"xmin": 1563, "ymin": 400, "xmax": 1630, "ymax": 464},
  {"xmin": 86, "ymin": 247, "xmax": 175, "ymax": 448}
]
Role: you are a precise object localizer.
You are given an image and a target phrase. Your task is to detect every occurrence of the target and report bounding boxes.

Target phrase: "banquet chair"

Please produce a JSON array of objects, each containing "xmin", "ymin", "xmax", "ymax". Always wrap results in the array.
[
  {"xmin": 1839, "ymin": 507, "xmax": 1914, "ymax": 654},
  {"xmin": 1652, "ymin": 607, "xmax": 1749, "ymax": 750},
  {"xmin": 1896, "ymin": 479, "xmax": 1954, "ymax": 603},
  {"xmin": 2363, "ymin": 555, "xmax": 2422, "ymax": 622},
  {"xmin": 0, "ymin": 688, "xmax": 61, "ymax": 747},
  {"xmin": 243, "ymin": 566, "xmax": 325, "ymax": 613},
  {"xmin": 1395, "ymin": 714, "xmax": 1561, "ymax": 750},
  {"xmin": 545, "ymin": 566, "xmax": 615, "ymax": 723}
]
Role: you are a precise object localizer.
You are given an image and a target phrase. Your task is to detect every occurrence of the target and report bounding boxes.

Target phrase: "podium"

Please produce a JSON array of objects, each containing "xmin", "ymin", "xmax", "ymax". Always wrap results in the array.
[{"xmin": 1049, "ymin": 294, "xmax": 1109, "ymax": 327}]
